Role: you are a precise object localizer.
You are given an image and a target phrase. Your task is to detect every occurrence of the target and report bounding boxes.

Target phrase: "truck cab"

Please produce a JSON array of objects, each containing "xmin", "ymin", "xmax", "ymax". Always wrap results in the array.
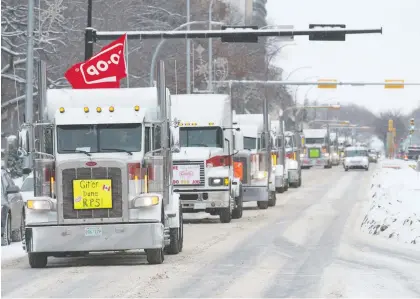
[
  {"xmin": 171, "ymin": 94, "xmax": 242, "ymax": 223},
  {"xmin": 233, "ymin": 114, "xmax": 273, "ymax": 209},
  {"xmin": 302, "ymin": 129, "xmax": 332, "ymax": 169},
  {"xmin": 20, "ymin": 87, "xmax": 183, "ymax": 268},
  {"xmin": 284, "ymin": 131, "xmax": 303, "ymax": 187}
]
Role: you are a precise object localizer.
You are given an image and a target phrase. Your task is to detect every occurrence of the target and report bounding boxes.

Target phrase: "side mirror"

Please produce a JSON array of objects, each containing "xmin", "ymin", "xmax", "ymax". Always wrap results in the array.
[
  {"xmin": 22, "ymin": 167, "xmax": 32, "ymax": 175},
  {"xmin": 6, "ymin": 185, "xmax": 20, "ymax": 194}
]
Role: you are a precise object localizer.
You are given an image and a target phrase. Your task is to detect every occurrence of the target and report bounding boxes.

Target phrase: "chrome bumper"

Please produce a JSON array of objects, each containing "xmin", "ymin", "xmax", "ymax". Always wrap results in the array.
[
  {"xmin": 242, "ymin": 185, "xmax": 269, "ymax": 202},
  {"xmin": 178, "ymin": 189, "xmax": 230, "ymax": 210},
  {"xmin": 302, "ymin": 158, "xmax": 328, "ymax": 166},
  {"xmin": 25, "ymin": 222, "xmax": 164, "ymax": 253}
]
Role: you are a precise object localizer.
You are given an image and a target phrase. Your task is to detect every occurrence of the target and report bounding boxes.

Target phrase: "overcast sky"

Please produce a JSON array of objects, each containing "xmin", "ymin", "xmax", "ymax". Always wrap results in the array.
[{"xmin": 265, "ymin": 0, "xmax": 420, "ymax": 116}]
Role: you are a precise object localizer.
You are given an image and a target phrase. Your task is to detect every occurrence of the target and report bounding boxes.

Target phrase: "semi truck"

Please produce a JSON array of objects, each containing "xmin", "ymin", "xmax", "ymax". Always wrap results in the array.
[
  {"xmin": 284, "ymin": 131, "xmax": 303, "ymax": 188},
  {"xmin": 302, "ymin": 129, "xmax": 332, "ymax": 169},
  {"xmin": 171, "ymin": 94, "xmax": 243, "ymax": 223},
  {"xmin": 270, "ymin": 120, "xmax": 289, "ymax": 194},
  {"xmin": 233, "ymin": 114, "xmax": 273, "ymax": 209},
  {"xmin": 20, "ymin": 85, "xmax": 183, "ymax": 268}
]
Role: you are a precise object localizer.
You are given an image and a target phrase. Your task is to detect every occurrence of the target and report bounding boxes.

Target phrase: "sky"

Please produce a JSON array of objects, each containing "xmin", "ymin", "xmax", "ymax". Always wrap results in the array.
[{"xmin": 264, "ymin": 0, "xmax": 420, "ymax": 116}]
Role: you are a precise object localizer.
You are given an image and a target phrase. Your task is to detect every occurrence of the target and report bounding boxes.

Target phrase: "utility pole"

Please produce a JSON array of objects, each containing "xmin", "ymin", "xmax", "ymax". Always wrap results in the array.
[
  {"xmin": 85, "ymin": 0, "xmax": 93, "ymax": 60},
  {"xmin": 25, "ymin": 0, "xmax": 35, "ymax": 164},
  {"xmin": 186, "ymin": 0, "xmax": 191, "ymax": 93}
]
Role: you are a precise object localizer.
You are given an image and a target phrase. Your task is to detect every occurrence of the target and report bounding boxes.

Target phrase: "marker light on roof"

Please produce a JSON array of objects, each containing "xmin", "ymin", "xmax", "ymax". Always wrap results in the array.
[
  {"xmin": 96, "ymin": 107, "xmax": 102, "ymax": 113},
  {"xmin": 59, "ymin": 107, "xmax": 65, "ymax": 113},
  {"xmin": 84, "ymin": 107, "xmax": 89, "ymax": 113},
  {"xmin": 109, "ymin": 106, "xmax": 115, "ymax": 112},
  {"xmin": 134, "ymin": 105, "xmax": 140, "ymax": 111}
]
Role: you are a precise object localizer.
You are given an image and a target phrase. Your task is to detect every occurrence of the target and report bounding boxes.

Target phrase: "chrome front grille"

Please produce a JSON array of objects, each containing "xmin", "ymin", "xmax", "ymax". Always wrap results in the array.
[
  {"xmin": 61, "ymin": 167, "xmax": 123, "ymax": 219},
  {"xmin": 172, "ymin": 160, "xmax": 205, "ymax": 187}
]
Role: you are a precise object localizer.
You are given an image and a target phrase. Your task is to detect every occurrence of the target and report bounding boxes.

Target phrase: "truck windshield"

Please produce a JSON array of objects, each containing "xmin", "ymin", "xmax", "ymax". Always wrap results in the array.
[
  {"xmin": 180, "ymin": 127, "xmax": 223, "ymax": 148},
  {"xmin": 244, "ymin": 137, "xmax": 257, "ymax": 150},
  {"xmin": 57, "ymin": 124, "xmax": 142, "ymax": 153},
  {"xmin": 345, "ymin": 150, "xmax": 367, "ymax": 157},
  {"xmin": 305, "ymin": 138, "xmax": 325, "ymax": 144}
]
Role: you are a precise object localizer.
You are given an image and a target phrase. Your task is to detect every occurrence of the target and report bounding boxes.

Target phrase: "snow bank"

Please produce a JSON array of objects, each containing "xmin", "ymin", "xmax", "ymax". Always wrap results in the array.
[{"xmin": 361, "ymin": 159, "xmax": 420, "ymax": 244}]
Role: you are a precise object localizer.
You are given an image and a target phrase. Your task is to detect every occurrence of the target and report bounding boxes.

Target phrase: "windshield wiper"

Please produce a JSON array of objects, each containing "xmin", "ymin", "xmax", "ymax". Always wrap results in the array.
[
  {"xmin": 101, "ymin": 148, "xmax": 133, "ymax": 155},
  {"xmin": 61, "ymin": 149, "xmax": 91, "ymax": 156}
]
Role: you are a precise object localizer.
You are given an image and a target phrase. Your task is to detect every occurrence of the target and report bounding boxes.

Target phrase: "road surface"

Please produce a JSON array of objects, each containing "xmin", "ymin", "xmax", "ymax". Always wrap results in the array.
[{"xmin": 2, "ymin": 166, "xmax": 420, "ymax": 298}]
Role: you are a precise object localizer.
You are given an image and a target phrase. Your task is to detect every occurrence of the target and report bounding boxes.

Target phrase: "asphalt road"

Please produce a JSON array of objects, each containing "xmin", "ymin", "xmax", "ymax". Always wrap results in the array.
[{"xmin": 2, "ymin": 165, "xmax": 420, "ymax": 298}]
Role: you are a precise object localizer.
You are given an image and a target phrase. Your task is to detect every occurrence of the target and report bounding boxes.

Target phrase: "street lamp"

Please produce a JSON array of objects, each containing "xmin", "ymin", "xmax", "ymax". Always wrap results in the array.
[{"xmin": 149, "ymin": 20, "xmax": 225, "ymax": 88}]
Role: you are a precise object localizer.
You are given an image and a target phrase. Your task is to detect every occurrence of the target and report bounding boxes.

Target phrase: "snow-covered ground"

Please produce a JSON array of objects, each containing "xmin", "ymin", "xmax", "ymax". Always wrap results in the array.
[
  {"xmin": 361, "ymin": 158, "xmax": 420, "ymax": 244},
  {"xmin": 1, "ymin": 242, "xmax": 26, "ymax": 264}
]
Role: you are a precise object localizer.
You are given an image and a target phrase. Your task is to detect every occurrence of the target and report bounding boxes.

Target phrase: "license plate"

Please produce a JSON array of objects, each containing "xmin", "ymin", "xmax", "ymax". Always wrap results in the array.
[
  {"xmin": 73, "ymin": 179, "xmax": 113, "ymax": 210},
  {"xmin": 194, "ymin": 203, "xmax": 207, "ymax": 210},
  {"xmin": 85, "ymin": 227, "xmax": 102, "ymax": 237}
]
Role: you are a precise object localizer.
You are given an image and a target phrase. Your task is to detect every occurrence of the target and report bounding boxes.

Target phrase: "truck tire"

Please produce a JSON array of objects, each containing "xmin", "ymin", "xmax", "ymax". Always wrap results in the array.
[
  {"xmin": 276, "ymin": 187, "xmax": 284, "ymax": 193},
  {"xmin": 284, "ymin": 180, "xmax": 289, "ymax": 191},
  {"xmin": 257, "ymin": 201, "xmax": 269, "ymax": 210},
  {"xmin": 297, "ymin": 176, "xmax": 302, "ymax": 187},
  {"xmin": 28, "ymin": 253, "xmax": 48, "ymax": 268},
  {"xmin": 232, "ymin": 188, "xmax": 243, "ymax": 219},
  {"xmin": 268, "ymin": 191, "xmax": 277, "ymax": 207},
  {"xmin": 146, "ymin": 248, "xmax": 164, "ymax": 264},
  {"xmin": 165, "ymin": 204, "xmax": 183, "ymax": 254},
  {"xmin": 1, "ymin": 213, "xmax": 11, "ymax": 246},
  {"xmin": 219, "ymin": 207, "xmax": 232, "ymax": 223},
  {"xmin": 12, "ymin": 210, "xmax": 25, "ymax": 242}
]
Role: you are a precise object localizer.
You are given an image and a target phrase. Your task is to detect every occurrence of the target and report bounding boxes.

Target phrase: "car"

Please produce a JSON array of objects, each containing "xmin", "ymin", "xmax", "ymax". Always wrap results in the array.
[
  {"xmin": 20, "ymin": 172, "xmax": 35, "ymax": 203},
  {"xmin": 343, "ymin": 146, "xmax": 370, "ymax": 171},
  {"xmin": 1, "ymin": 168, "xmax": 25, "ymax": 246},
  {"xmin": 368, "ymin": 150, "xmax": 378, "ymax": 163},
  {"xmin": 331, "ymin": 151, "xmax": 340, "ymax": 166}
]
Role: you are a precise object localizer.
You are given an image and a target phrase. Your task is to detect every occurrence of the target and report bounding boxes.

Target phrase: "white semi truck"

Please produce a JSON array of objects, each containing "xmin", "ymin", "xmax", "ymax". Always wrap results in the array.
[
  {"xmin": 302, "ymin": 129, "xmax": 332, "ymax": 169},
  {"xmin": 20, "ymin": 86, "xmax": 183, "ymax": 268},
  {"xmin": 270, "ymin": 120, "xmax": 290, "ymax": 193},
  {"xmin": 171, "ymin": 94, "xmax": 243, "ymax": 223},
  {"xmin": 233, "ymin": 114, "xmax": 273, "ymax": 209}
]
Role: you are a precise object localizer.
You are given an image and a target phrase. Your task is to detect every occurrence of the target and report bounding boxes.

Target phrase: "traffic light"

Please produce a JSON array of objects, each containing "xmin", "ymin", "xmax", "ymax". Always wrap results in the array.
[
  {"xmin": 409, "ymin": 118, "xmax": 415, "ymax": 134},
  {"xmin": 388, "ymin": 119, "xmax": 393, "ymax": 132}
]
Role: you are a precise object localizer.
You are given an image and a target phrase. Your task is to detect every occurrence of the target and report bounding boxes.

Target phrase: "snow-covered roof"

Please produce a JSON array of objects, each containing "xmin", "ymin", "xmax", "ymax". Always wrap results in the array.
[
  {"xmin": 171, "ymin": 94, "xmax": 230, "ymax": 126},
  {"xmin": 345, "ymin": 146, "xmax": 368, "ymax": 151},
  {"xmin": 46, "ymin": 87, "xmax": 163, "ymax": 120}
]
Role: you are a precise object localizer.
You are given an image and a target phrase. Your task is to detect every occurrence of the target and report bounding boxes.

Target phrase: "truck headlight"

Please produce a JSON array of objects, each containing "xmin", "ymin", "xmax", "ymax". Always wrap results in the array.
[
  {"xmin": 27, "ymin": 199, "xmax": 54, "ymax": 211},
  {"xmin": 209, "ymin": 177, "xmax": 229, "ymax": 186},
  {"xmin": 132, "ymin": 194, "xmax": 160, "ymax": 208}
]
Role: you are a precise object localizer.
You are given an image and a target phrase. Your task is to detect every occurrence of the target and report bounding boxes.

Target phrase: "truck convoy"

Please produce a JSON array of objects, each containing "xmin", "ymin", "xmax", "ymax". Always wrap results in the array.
[
  {"xmin": 171, "ymin": 94, "xmax": 243, "ymax": 223},
  {"xmin": 302, "ymin": 129, "xmax": 332, "ymax": 169},
  {"xmin": 20, "ymin": 86, "xmax": 183, "ymax": 268},
  {"xmin": 233, "ymin": 114, "xmax": 273, "ymax": 209}
]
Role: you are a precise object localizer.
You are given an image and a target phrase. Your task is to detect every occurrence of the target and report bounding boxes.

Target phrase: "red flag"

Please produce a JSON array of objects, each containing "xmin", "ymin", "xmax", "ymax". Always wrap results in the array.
[{"xmin": 65, "ymin": 34, "xmax": 127, "ymax": 89}]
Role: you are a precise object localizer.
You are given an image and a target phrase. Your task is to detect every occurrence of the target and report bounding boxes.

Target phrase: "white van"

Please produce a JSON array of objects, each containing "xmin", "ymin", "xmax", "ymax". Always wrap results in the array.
[{"xmin": 343, "ymin": 146, "xmax": 369, "ymax": 171}]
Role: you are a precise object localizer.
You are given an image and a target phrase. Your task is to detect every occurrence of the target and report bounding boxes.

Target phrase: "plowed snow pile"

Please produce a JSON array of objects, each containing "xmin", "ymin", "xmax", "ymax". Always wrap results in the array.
[{"xmin": 361, "ymin": 159, "xmax": 420, "ymax": 244}]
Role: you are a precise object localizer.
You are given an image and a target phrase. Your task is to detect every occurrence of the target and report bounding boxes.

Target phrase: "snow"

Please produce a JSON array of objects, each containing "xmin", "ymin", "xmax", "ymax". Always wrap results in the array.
[
  {"xmin": 1, "ymin": 242, "xmax": 26, "ymax": 263},
  {"xmin": 13, "ymin": 176, "xmax": 23, "ymax": 187},
  {"xmin": 361, "ymin": 159, "xmax": 420, "ymax": 244}
]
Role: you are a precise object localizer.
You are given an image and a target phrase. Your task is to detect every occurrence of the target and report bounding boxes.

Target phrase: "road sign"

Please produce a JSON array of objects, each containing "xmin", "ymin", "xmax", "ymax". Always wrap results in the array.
[
  {"xmin": 318, "ymin": 79, "xmax": 337, "ymax": 88},
  {"xmin": 309, "ymin": 24, "xmax": 346, "ymax": 41},
  {"xmin": 385, "ymin": 80, "xmax": 404, "ymax": 89}
]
